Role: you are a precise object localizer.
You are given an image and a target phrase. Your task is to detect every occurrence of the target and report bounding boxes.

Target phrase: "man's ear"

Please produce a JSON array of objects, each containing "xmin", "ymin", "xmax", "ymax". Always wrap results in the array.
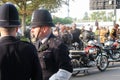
[{"xmin": 42, "ymin": 26, "xmax": 47, "ymax": 33}]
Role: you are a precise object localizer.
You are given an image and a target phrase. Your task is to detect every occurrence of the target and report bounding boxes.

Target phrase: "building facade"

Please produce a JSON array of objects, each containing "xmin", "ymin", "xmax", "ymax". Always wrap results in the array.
[{"xmin": 90, "ymin": 0, "xmax": 120, "ymax": 10}]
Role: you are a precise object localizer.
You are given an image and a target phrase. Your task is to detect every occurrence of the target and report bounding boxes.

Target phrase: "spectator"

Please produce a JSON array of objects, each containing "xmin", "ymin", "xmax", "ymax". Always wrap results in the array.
[
  {"xmin": 99, "ymin": 27, "xmax": 108, "ymax": 45},
  {"xmin": 70, "ymin": 23, "xmax": 82, "ymax": 49},
  {"xmin": 110, "ymin": 24, "xmax": 119, "ymax": 41}
]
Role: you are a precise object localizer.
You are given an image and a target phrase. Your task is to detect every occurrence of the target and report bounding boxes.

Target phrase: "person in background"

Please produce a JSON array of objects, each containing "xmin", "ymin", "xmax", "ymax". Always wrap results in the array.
[
  {"xmin": 30, "ymin": 9, "xmax": 73, "ymax": 80},
  {"xmin": 53, "ymin": 28, "xmax": 59, "ymax": 37},
  {"xmin": 94, "ymin": 26, "xmax": 100, "ymax": 42},
  {"xmin": 80, "ymin": 26, "xmax": 95, "ymax": 48},
  {"xmin": 99, "ymin": 27, "xmax": 108, "ymax": 45},
  {"xmin": 55, "ymin": 22, "xmax": 61, "ymax": 32},
  {"xmin": 104, "ymin": 26, "xmax": 110, "ymax": 40},
  {"xmin": 70, "ymin": 23, "xmax": 82, "ymax": 49},
  {"xmin": 71, "ymin": 23, "xmax": 81, "ymax": 43},
  {"xmin": 110, "ymin": 24, "xmax": 119, "ymax": 41},
  {"xmin": 0, "ymin": 2, "xmax": 43, "ymax": 80},
  {"xmin": 81, "ymin": 26, "xmax": 85, "ymax": 33}
]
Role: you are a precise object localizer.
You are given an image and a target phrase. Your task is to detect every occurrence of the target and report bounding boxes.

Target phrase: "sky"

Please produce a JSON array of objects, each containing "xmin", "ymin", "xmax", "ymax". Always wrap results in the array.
[{"xmin": 52, "ymin": 0, "xmax": 89, "ymax": 19}]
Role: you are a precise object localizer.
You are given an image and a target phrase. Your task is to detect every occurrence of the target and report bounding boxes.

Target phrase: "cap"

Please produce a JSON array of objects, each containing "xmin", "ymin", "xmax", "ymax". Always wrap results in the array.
[
  {"xmin": 0, "ymin": 2, "xmax": 20, "ymax": 27},
  {"xmin": 30, "ymin": 9, "xmax": 55, "ymax": 27}
]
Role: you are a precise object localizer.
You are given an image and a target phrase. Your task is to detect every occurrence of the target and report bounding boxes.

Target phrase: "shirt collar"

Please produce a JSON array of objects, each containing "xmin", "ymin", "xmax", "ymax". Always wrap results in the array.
[{"xmin": 41, "ymin": 32, "xmax": 51, "ymax": 44}]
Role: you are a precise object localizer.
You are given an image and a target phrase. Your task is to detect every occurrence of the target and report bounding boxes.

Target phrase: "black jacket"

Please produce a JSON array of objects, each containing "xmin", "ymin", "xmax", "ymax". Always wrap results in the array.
[
  {"xmin": 35, "ymin": 33, "xmax": 73, "ymax": 80},
  {"xmin": 0, "ymin": 36, "xmax": 42, "ymax": 80},
  {"xmin": 71, "ymin": 28, "xmax": 81, "ymax": 43}
]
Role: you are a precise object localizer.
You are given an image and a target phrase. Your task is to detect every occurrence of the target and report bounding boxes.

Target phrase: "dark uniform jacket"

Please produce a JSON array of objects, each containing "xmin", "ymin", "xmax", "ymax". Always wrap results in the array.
[
  {"xmin": 0, "ymin": 36, "xmax": 42, "ymax": 80},
  {"xmin": 35, "ymin": 33, "xmax": 73, "ymax": 80},
  {"xmin": 71, "ymin": 28, "xmax": 81, "ymax": 43}
]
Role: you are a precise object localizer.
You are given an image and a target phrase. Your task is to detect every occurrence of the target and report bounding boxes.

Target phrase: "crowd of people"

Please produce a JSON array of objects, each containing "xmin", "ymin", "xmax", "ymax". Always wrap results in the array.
[{"xmin": 52, "ymin": 22, "xmax": 120, "ymax": 48}]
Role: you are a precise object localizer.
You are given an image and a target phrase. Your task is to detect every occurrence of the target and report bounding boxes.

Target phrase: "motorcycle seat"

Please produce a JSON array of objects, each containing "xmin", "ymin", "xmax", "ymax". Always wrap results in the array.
[{"xmin": 69, "ymin": 50, "xmax": 85, "ymax": 55}]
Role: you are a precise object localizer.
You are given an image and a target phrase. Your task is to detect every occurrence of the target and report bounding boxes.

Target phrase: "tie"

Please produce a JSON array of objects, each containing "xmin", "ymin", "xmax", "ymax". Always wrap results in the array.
[{"xmin": 35, "ymin": 40, "xmax": 42, "ymax": 50}]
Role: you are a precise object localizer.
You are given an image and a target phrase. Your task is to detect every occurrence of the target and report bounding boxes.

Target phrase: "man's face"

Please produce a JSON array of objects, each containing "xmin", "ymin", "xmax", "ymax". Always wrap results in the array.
[{"xmin": 31, "ymin": 27, "xmax": 44, "ymax": 39}]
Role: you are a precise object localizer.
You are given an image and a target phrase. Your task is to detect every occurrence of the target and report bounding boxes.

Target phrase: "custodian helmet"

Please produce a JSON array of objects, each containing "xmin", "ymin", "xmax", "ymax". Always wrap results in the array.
[
  {"xmin": 0, "ymin": 2, "xmax": 20, "ymax": 27},
  {"xmin": 30, "ymin": 9, "xmax": 55, "ymax": 27}
]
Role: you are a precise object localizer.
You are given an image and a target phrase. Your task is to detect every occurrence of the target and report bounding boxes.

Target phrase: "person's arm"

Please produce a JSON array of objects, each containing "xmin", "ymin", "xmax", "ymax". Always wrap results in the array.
[
  {"xmin": 49, "ymin": 43, "xmax": 73, "ymax": 80},
  {"xmin": 31, "ymin": 46, "xmax": 43, "ymax": 80},
  {"xmin": 49, "ymin": 69, "xmax": 72, "ymax": 80},
  {"xmin": 110, "ymin": 29, "xmax": 115, "ymax": 39}
]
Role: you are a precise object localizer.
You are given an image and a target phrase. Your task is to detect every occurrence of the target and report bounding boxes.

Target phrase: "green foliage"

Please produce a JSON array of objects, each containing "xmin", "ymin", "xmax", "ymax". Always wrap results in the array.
[
  {"xmin": 53, "ymin": 17, "xmax": 73, "ymax": 24},
  {"xmin": 2, "ymin": 0, "xmax": 68, "ymax": 14},
  {"xmin": 82, "ymin": 12, "xmax": 89, "ymax": 20},
  {"xmin": 26, "ymin": 16, "xmax": 31, "ymax": 26},
  {"xmin": 1, "ymin": 0, "xmax": 69, "ymax": 35},
  {"xmin": 20, "ymin": 36, "xmax": 30, "ymax": 42},
  {"xmin": 107, "ymin": 12, "xmax": 114, "ymax": 21},
  {"xmin": 82, "ymin": 11, "xmax": 114, "ymax": 22}
]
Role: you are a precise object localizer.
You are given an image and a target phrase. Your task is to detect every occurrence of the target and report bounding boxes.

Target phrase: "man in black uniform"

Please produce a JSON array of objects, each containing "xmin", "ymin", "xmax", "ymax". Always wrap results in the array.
[
  {"xmin": 30, "ymin": 9, "xmax": 73, "ymax": 80},
  {"xmin": 70, "ymin": 23, "xmax": 83, "ymax": 49},
  {"xmin": 0, "ymin": 2, "xmax": 43, "ymax": 80}
]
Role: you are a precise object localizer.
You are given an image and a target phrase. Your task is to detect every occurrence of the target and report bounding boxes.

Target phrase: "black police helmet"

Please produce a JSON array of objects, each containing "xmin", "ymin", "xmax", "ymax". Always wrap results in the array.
[
  {"xmin": 30, "ymin": 9, "xmax": 55, "ymax": 27},
  {"xmin": 0, "ymin": 2, "xmax": 20, "ymax": 27}
]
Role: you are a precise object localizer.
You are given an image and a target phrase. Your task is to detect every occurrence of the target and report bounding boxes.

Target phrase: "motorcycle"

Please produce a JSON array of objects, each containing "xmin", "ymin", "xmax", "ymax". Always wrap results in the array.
[
  {"xmin": 104, "ymin": 39, "xmax": 120, "ymax": 62},
  {"xmin": 69, "ymin": 40, "xmax": 108, "ymax": 76}
]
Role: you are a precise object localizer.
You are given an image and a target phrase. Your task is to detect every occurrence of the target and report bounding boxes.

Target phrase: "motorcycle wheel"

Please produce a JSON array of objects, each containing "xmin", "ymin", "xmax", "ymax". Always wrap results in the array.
[
  {"xmin": 71, "ymin": 59, "xmax": 80, "ymax": 76},
  {"xmin": 110, "ymin": 52, "xmax": 120, "ymax": 60},
  {"xmin": 97, "ymin": 55, "xmax": 108, "ymax": 71}
]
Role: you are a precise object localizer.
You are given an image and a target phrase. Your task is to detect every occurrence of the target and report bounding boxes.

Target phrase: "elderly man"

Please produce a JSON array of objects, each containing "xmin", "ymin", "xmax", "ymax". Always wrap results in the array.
[{"xmin": 30, "ymin": 9, "xmax": 73, "ymax": 80}]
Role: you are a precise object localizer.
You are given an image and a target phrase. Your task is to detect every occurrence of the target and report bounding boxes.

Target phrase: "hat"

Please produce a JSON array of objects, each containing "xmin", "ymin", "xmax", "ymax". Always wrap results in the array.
[
  {"xmin": 30, "ymin": 9, "xmax": 55, "ymax": 27},
  {"xmin": 0, "ymin": 2, "xmax": 20, "ymax": 27}
]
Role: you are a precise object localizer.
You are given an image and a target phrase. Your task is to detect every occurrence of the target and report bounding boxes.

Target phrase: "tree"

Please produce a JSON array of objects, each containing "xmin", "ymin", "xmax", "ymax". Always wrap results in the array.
[
  {"xmin": 107, "ymin": 12, "xmax": 114, "ymax": 21},
  {"xmin": 90, "ymin": 11, "xmax": 107, "ymax": 22},
  {"xmin": 99, "ymin": 11, "xmax": 106, "ymax": 21},
  {"xmin": 2, "ymin": 0, "xmax": 69, "ymax": 35},
  {"xmin": 82, "ymin": 12, "xmax": 89, "ymax": 21},
  {"xmin": 90, "ymin": 12, "xmax": 99, "ymax": 21},
  {"xmin": 53, "ymin": 16, "xmax": 73, "ymax": 24}
]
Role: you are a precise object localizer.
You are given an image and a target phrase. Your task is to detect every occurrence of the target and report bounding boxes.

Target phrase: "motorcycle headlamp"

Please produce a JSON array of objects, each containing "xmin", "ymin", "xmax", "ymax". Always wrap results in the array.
[
  {"xmin": 88, "ymin": 40, "xmax": 95, "ymax": 46},
  {"xmin": 88, "ymin": 48, "xmax": 97, "ymax": 54}
]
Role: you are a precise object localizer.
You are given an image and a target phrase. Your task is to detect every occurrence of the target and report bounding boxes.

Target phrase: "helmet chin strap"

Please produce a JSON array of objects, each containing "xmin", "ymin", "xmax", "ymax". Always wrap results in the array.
[
  {"xmin": 31, "ymin": 28, "xmax": 41, "ymax": 43},
  {"xmin": 36, "ymin": 28, "xmax": 41, "ymax": 41}
]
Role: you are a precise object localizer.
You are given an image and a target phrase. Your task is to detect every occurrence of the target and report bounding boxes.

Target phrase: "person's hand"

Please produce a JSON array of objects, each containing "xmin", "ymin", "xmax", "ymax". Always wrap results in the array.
[{"xmin": 49, "ymin": 69, "xmax": 72, "ymax": 80}]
